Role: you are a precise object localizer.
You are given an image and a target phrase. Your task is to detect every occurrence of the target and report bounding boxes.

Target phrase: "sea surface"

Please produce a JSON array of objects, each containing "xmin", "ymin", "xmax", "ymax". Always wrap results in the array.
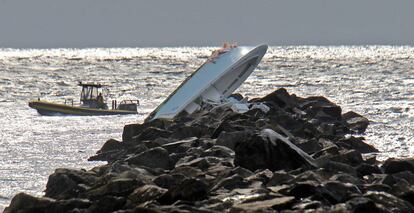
[{"xmin": 0, "ymin": 46, "xmax": 414, "ymax": 210}]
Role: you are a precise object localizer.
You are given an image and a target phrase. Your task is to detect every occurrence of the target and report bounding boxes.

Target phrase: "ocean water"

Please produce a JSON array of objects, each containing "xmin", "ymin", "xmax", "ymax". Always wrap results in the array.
[{"xmin": 0, "ymin": 46, "xmax": 413, "ymax": 210}]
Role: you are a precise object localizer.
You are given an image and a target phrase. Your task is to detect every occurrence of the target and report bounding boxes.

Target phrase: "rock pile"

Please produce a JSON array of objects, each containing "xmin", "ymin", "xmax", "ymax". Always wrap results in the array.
[{"xmin": 6, "ymin": 88, "xmax": 414, "ymax": 212}]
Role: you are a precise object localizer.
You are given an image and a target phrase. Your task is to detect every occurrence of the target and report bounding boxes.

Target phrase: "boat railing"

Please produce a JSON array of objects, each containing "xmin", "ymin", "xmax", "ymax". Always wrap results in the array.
[
  {"xmin": 119, "ymin": 100, "xmax": 140, "ymax": 106},
  {"xmin": 64, "ymin": 98, "xmax": 74, "ymax": 106},
  {"xmin": 111, "ymin": 99, "xmax": 139, "ymax": 110}
]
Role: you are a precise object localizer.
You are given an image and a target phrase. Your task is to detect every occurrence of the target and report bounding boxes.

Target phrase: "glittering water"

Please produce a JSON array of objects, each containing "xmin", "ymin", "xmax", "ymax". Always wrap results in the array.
[{"xmin": 0, "ymin": 46, "xmax": 413, "ymax": 210}]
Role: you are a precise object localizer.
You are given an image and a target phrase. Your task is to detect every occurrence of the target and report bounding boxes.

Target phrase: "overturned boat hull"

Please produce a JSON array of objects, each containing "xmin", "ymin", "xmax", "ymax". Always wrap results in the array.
[
  {"xmin": 29, "ymin": 101, "xmax": 137, "ymax": 116},
  {"xmin": 146, "ymin": 44, "xmax": 268, "ymax": 122}
]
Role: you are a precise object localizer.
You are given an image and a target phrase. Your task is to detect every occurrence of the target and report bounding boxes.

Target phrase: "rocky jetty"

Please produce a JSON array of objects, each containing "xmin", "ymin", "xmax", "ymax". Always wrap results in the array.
[{"xmin": 6, "ymin": 88, "xmax": 414, "ymax": 213}]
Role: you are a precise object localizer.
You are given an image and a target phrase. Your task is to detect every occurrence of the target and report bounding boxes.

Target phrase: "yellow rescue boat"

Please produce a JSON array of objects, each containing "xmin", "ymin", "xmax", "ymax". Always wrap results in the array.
[{"xmin": 29, "ymin": 82, "xmax": 139, "ymax": 116}]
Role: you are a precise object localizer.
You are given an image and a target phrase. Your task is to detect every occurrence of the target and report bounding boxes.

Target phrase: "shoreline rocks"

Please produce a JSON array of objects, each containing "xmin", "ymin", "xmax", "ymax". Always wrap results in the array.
[{"xmin": 6, "ymin": 88, "xmax": 414, "ymax": 213}]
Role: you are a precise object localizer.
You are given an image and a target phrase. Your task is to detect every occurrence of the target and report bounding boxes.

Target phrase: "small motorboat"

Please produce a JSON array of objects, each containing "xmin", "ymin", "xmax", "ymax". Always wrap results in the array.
[{"xmin": 29, "ymin": 82, "xmax": 139, "ymax": 116}]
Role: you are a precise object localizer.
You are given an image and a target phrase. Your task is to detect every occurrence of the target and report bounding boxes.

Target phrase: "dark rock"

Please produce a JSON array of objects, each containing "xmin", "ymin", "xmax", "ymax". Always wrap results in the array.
[
  {"xmin": 393, "ymin": 171, "xmax": 414, "ymax": 185},
  {"xmin": 319, "ymin": 181, "xmax": 361, "ymax": 204},
  {"xmin": 126, "ymin": 147, "xmax": 171, "ymax": 170},
  {"xmin": 258, "ymin": 88, "xmax": 297, "ymax": 109},
  {"xmin": 290, "ymin": 170, "xmax": 324, "ymax": 184},
  {"xmin": 136, "ymin": 127, "xmax": 172, "ymax": 141},
  {"xmin": 356, "ymin": 163, "xmax": 382, "ymax": 177},
  {"xmin": 374, "ymin": 174, "xmax": 398, "ymax": 186},
  {"xmin": 88, "ymin": 196, "xmax": 126, "ymax": 212},
  {"xmin": 170, "ymin": 125, "xmax": 211, "ymax": 139},
  {"xmin": 216, "ymin": 131, "xmax": 251, "ymax": 151},
  {"xmin": 4, "ymin": 193, "xmax": 55, "ymax": 213},
  {"xmin": 158, "ymin": 178, "xmax": 209, "ymax": 204},
  {"xmin": 211, "ymin": 120, "xmax": 252, "ymax": 139},
  {"xmin": 318, "ymin": 160, "xmax": 357, "ymax": 177},
  {"xmin": 382, "ymin": 158, "xmax": 414, "ymax": 174},
  {"xmin": 123, "ymin": 123, "xmax": 143, "ymax": 142},
  {"xmin": 128, "ymin": 185, "xmax": 167, "ymax": 204},
  {"xmin": 282, "ymin": 181, "xmax": 318, "ymax": 199},
  {"xmin": 342, "ymin": 111, "xmax": 370, "ymax": 133},
  {"xmin": 231, "ymin": 167, "xmax": 255, "ymax": 178},
  {"xmin": 153, "ymin": 174, "xmax": 183, "ymax": 189},
  {"xmin": 234, "ymin": 129, "xmax": 316, "ymax": 172},
  {"xmin": 211, "ymin": 174, "xmax": 249, "ymax": 191},
  {"xmin": 399, "ymin": 190, "xmax": 414, "ymax": 206},
  {"xmin": 122, "ymin": 120, "xmax": 171, "ymax": 142},
  {"xmin": 336, "ymin": 136, "xmax": 379, "ymax": 153},
  {"xmin": 45, "ymin": 168, "xmax": 97, "ymax": 199},
  {"xmin": 98, "ymin": 138, "xmax": 124, "ymax": 153},
  {"xmin": 346, "ymin": 197, "xmax": 379, "ymax": 213},
  {"xmin": 230, "ymin": 196, "xmax": 295, "ymax": 212},
  {"xmin": 296, "ymin": 139, "xmax": 323, "ymax": 155},
  {"xmin": 318, "ymin": 149, "xmax": 365, "ymax": 167},
  {"xmin": 170, "ymin": 166, "xmax": 204, "ymax": 179},
  {"xmin": 329, "ymin": 173, "xmax": 363, "ymax": 185},
  {"xmin": 86, "ymin": 178, "xmax": 140, "ymax": 198}
]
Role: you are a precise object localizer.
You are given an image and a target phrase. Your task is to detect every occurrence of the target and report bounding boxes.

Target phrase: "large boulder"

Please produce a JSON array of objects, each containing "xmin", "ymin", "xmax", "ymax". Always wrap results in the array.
[
  {"xmin": 342, "ymin": 111, "xmax": 370, "ymax": 133},
  {"xmin": 45, "ymin": 168, "xmax": 97, "ymax": 199},
  {"xmin": 258, "ymin": 88, "xmax": 297, "ymax": 109},
  {"xmin": 126, "ymin": 147, "xmax": 172, "ymax": 170},
  {"xmin": 382, "ymin": 158, "xmax": 414, "ymax": 174},
  {"xmin": 158, "ymin": 178, "xmax": 209, "ymax": 204},
  {"xmin": 234, "ymin": 129, "xmax": 317, "ymax": 172},
  {"xmin": 230, "ymin": 196, "xmax": 296, "ymax": 212},
  {"xmin": 4, "ymin": 193, "xmax": 55, "ymax": 213},
  {"xmin": 128, "ymin": 184, "xmax": 167, "ymax": 204}
]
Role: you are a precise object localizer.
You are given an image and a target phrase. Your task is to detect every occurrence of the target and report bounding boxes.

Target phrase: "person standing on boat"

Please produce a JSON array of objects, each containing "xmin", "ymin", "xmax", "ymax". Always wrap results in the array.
[{"xmin": 97, "ymin": 93, "xmax": 105, "ymax": 109}]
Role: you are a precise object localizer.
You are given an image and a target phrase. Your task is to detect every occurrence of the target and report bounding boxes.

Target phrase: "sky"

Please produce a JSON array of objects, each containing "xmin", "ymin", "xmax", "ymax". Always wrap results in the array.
[{"xmin": 0, "ymin": 0, "xmax": 413, "ymax": 48}]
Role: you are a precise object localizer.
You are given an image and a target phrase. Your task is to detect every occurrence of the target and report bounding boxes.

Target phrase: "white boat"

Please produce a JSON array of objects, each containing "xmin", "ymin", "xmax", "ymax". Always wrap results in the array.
[{"xmin": 146, "ymin": 44, "xmax": 268, "ymax": 122}]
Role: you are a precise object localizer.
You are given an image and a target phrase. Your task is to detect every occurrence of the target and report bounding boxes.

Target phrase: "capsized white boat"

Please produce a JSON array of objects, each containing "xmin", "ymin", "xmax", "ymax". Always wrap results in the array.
[{"xmin": 146, "ymin": 44, "xmax": 268, "ymax": 122}]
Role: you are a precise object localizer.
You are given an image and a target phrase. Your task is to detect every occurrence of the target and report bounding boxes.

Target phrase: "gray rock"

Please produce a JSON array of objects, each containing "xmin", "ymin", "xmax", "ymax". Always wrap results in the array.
[
  {"xmin": 126, "ymin": 147, "xmax": 171, "ymax": 170},
  {"xmin": 266, "ymin": 171, "xmax": 294, "ymax": 186},
  {"xmin": 161, "ymin": 137, "xmax": 197, "ymax": 154},
  {"xmin": 343, "ymin": 111, "xmax": 370, "ymax": 133},
  {"xmin": 175, "ymin": 156, "xmax": 223, "ymax": 171},
  {"xmin": 231, "ymin": 167, "xmax": 254, "ymax": 178},
  {"xmin": 329, "ymin": 173, "xmax": 363, "ymax": 185},
  {"xmin": 365, "ymin": 191, "xmax": 414, "ymax": 212},
  {"xmin": 200, "ymin": 145, "xmax": 234, "ymax": 158},
  {"xmin": 230, "ymin": 196, "xmax": 295, "ymax": 212}
]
